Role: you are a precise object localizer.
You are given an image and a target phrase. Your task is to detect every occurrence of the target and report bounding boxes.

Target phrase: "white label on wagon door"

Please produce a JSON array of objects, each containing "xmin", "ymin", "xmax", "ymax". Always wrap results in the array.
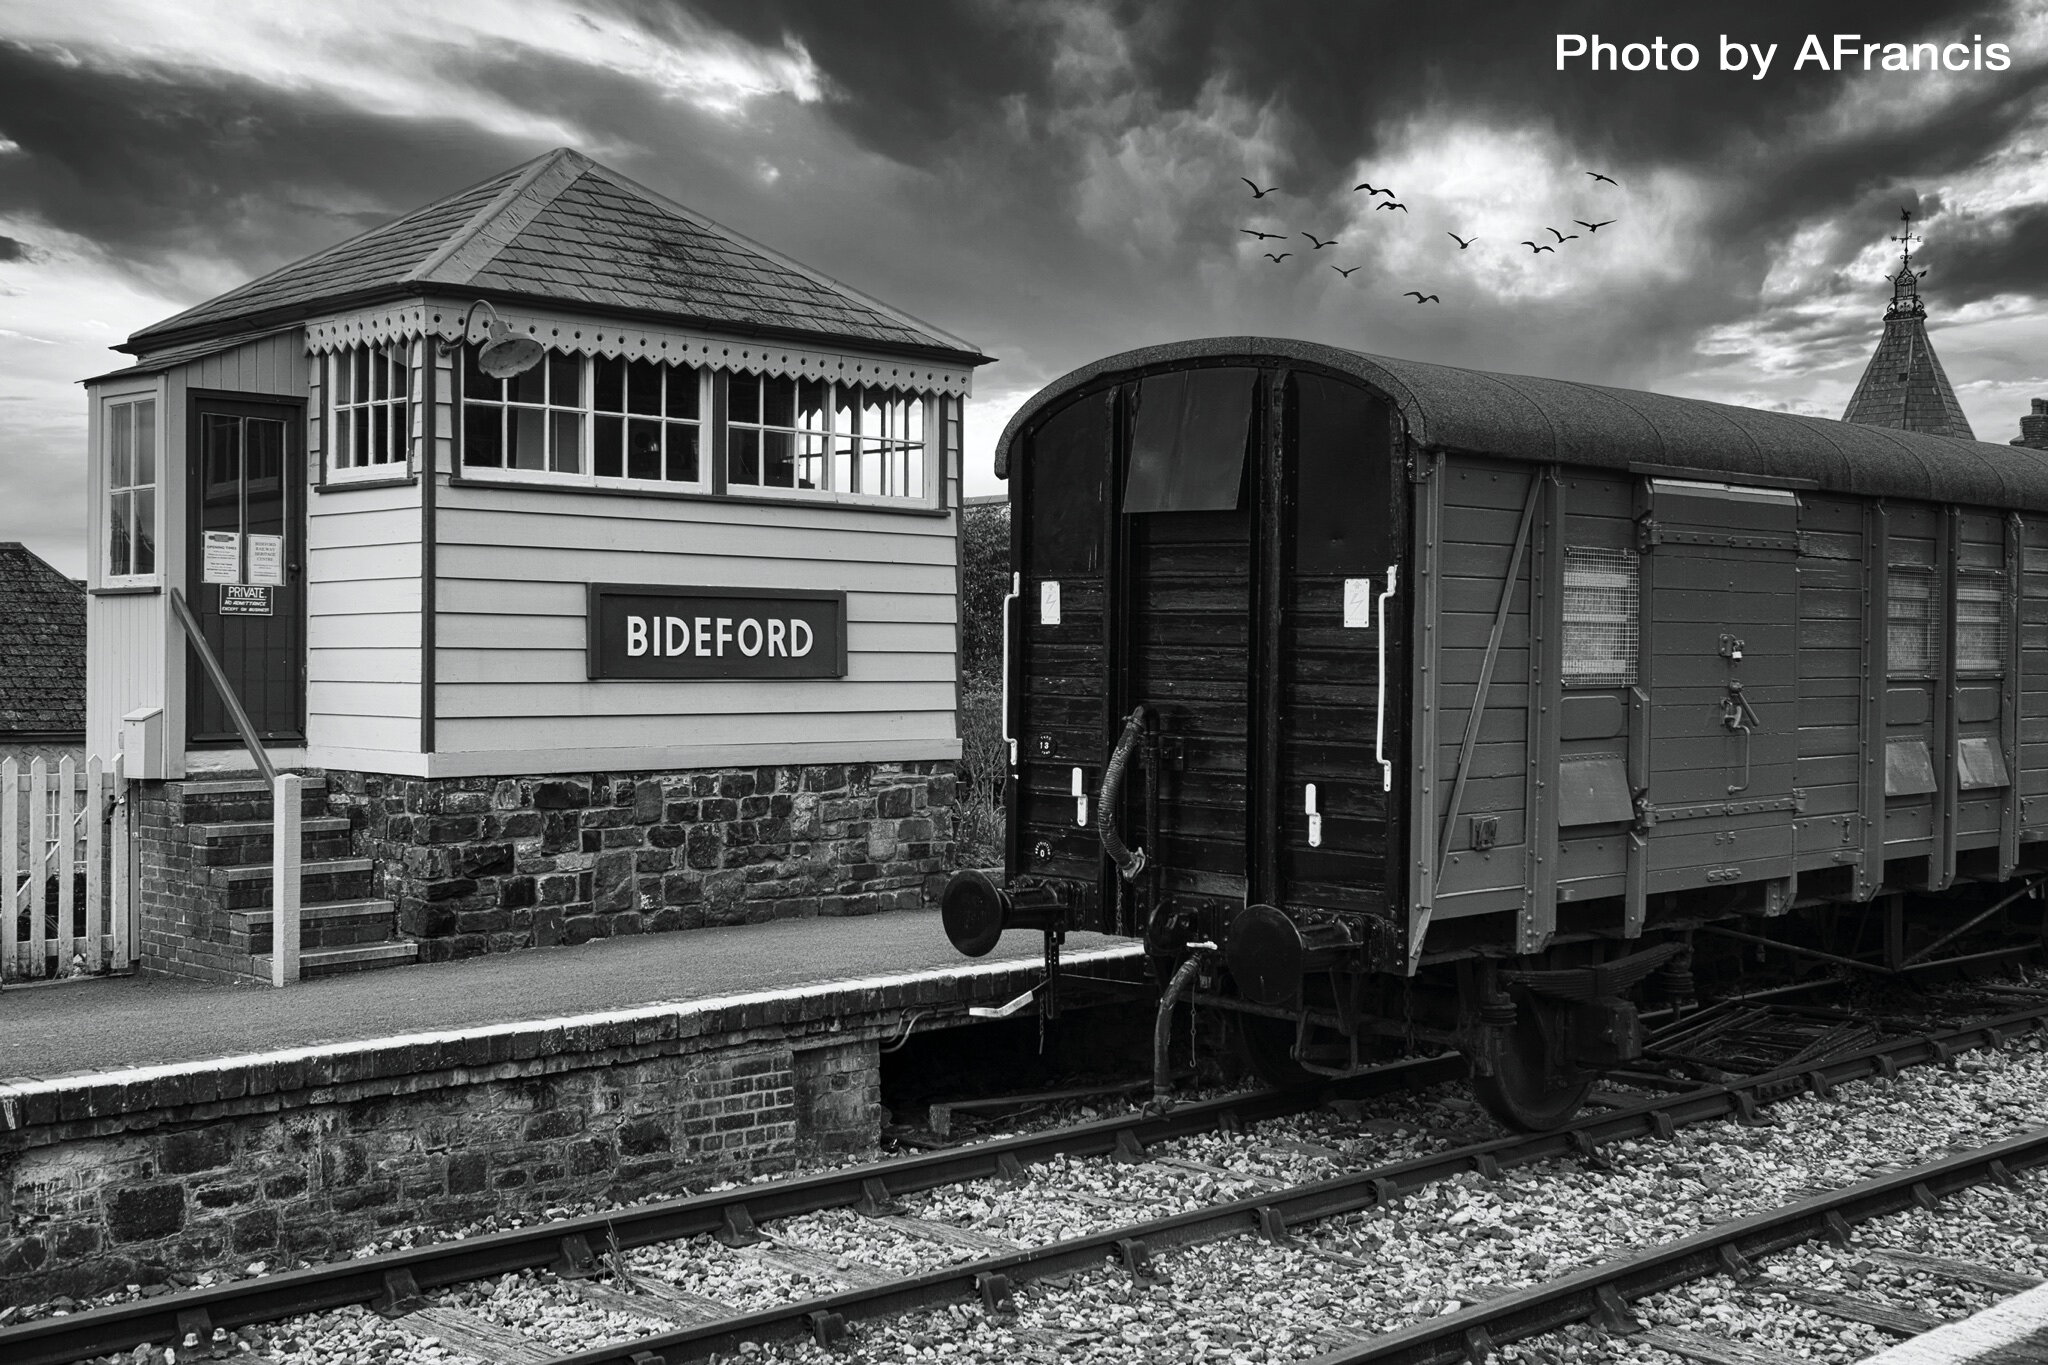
[
  {"xmin": 1040, "ymin": 580, "xmax": 1062, "ymax": 625},
  {"xmin": 1343, "ymin": 577, "xmax": 1373, "ymax": 627}
]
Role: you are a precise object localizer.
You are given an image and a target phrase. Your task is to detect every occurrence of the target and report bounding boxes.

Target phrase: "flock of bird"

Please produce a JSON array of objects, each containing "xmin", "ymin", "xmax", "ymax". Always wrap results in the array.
[{"xmin": 1238, "ymin": 169, "xmax": 1621, "ymax": 305}]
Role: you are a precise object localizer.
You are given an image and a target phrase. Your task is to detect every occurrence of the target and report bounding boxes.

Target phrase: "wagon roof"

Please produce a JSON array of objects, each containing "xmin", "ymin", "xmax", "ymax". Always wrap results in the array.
[
  {"xmin": 120, "ymin": 148, "xmax": 987, "ymax": 366},
  {"xmin": 993, "ymin": 336, "xmax": 2048, "ymax": 511}
]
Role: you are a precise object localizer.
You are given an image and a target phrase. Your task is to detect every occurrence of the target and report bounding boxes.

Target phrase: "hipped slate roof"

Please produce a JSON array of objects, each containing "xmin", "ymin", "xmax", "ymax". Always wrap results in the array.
[
  {"xmin": 996, "ymin": 337, "xmax": 2048, "ymax": 513},
  {"xmin": 0, "ymin": 544, "xmax": 85, "ymax": 740},
  {"xmin": 122, "ymin": 148, "xmax": 985, "ymax": 365}
]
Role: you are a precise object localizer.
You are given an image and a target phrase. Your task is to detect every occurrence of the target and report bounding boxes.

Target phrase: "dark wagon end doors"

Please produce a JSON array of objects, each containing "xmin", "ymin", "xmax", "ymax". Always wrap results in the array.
[{"xmin": 1006, "ymin": 364, "xmax": 1403, "ymax": 945}]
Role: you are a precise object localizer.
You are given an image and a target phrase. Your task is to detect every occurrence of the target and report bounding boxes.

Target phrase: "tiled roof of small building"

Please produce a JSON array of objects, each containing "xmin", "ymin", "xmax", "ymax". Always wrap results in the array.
[
  {"xmin": 123, "ymin": 149, "xmax": 984, "ymax": 363},
  {"xmin": 0, "ymin": 544, "xmax": 85, "ymax": 739}
]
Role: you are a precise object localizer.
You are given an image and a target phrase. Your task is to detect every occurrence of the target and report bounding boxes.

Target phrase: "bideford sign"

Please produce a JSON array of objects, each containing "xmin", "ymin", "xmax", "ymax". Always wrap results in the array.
[{"xmin": 586, "ymin": 583, "xmax": 847, "ymax": 680}]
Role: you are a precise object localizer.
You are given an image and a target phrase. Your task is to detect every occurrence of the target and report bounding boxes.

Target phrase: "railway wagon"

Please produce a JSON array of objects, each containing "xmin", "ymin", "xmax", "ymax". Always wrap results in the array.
[{"xmin": 942, "ymin": 336, "xmax": 2048, "ymax": 1129}]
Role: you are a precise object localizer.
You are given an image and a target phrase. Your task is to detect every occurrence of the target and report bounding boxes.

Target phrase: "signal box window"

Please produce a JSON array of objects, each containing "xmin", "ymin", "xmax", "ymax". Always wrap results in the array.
[
  {"xmin": 1562, "ymin": 547, "xmax": 1638, "ymax": 687},
  {"xmin": 1956, "ymin": 571, "xmax": 2007, "ymax": 676},
  {"xmin": 328, "ymin": 342, "xmax": 413, "ymax": 481},
  {"xmin": 461, "ymin": 345, "xmax": 706, "ymax": 491},
  {"xmin": 728, "ymin": 374, "xmax": 926, "ymax": 502},
  {"xmin": 105, "ymin": 395, "xmax": 158, "ymax": 583},
  {"xmin": 1888, "ymin": 568, "xmax": 1937, "ymax": 676}
]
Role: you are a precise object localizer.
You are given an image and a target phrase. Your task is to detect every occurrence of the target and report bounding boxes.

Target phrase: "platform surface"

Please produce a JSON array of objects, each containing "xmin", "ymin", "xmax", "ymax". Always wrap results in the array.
[
  {"xmin": 1859, "ymin": 1279, "xmax": 2048, "ymax": 1363},
  {"xmin": 0, "ymin": 911, "xmax": 1139, "ymax": 1084}
]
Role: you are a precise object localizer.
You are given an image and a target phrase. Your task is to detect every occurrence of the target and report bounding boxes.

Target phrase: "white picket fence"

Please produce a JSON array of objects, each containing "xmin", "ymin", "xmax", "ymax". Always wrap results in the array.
[{"xmin": 2, "ymin": 754, "xmax": 130, "ymax": 983}]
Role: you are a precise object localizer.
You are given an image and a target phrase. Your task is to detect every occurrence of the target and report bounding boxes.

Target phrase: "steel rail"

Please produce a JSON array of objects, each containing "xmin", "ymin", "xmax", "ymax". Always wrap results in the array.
[
  {"xmin": 1305, "ymin": 1124, "xmax": 2048, "ymax": 1364},
  {"xmin": 508, "ymin": 1006, "xmax": 2048, "ymax": 1365},
  {"xmin": 0, "ymin": 1055, "xmax": 1464, "ymax": 1365}
]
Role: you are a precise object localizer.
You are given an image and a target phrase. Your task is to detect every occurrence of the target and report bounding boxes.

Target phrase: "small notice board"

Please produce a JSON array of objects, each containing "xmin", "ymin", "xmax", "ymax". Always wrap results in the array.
[
  {"xmin": 246, "ymin": 534, "xmax": 286, "ymax": 586},
  {"xmin": 202, "ymin": 531, "xmax": 242, "ymax": 585},
  {"xmin": 220, "ymin": 584, "xmax": 273, "ymax": 617}
]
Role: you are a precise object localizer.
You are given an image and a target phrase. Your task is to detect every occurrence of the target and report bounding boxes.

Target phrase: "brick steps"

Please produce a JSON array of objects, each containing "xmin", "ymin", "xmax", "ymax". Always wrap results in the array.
[
  {"xmin": 188, "ymin": 816, "xmax": 354, "ymax": 866},
  {"xmin": 155, "ymin": 772, "xmax": 418, "ymax": 983},
  {"xmin": 251, "ymin": 940, "xmax": 421, "ymax": 978},
  {"xmin": 226, "ymin": 899, "xmax": 404, "ymax": 955},
  {"xmin": 208, "ymin": 857, "xmax": 376, "ymax": 911},
  {"xmin": 176, "ymin": 775, "xmax": 332, "ymax": 826}
]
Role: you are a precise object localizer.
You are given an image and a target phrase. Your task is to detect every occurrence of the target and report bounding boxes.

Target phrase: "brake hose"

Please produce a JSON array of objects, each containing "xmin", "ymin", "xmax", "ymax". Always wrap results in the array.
[{"xmin": 1099, "ymin": 704, "xmax": 1149, "ymax": 880}]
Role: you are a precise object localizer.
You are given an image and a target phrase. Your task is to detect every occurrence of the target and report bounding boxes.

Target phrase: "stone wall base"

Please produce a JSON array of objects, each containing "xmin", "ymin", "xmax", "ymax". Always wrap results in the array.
[{"xmin": 329, "ymin": 760, "xmax": 958, "ymax": 963}]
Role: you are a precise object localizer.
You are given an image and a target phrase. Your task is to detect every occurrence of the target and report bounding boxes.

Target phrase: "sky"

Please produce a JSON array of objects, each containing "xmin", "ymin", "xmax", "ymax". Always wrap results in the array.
[{"xmin": 2, "ymin": 0, "xmax": 2047, "ymax": 578}]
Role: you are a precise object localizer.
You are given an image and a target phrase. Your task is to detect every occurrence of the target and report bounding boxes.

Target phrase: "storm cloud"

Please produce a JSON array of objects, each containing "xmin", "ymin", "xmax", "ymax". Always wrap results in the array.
[{"xmin": 1, "ymin": 0, "xmax": 2045, "ymax": 578}]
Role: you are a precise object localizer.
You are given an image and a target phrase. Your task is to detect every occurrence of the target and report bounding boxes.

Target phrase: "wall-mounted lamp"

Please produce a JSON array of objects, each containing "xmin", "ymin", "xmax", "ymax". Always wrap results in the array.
[{"xmin": 438, "ymin": 299, "xmax": 545, "ymax": 379}]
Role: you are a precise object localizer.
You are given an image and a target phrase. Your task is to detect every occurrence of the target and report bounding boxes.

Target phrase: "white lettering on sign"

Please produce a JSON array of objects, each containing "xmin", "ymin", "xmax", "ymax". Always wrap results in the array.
[
  {"xmin": 623, "ymin": 614, "xmax": 817, "ymax": 658},
  {"xmin": 1343, "ymin": 577, "xmax": 1374, "ymax": 628}
]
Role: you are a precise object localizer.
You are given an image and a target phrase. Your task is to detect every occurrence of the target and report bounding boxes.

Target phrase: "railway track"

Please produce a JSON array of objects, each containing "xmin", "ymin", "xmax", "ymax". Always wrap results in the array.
[
  {"xmin": 5, "ymin": 1052, "xmax": 1469, "ymax": 1365},
  {"xmin": 1304, "ymin": 1127, "xmax": 2048, "ymax": 1363},
  {"xmin": 15, "ymin": 994, "xmax": 2046, "ymax": 1365}
]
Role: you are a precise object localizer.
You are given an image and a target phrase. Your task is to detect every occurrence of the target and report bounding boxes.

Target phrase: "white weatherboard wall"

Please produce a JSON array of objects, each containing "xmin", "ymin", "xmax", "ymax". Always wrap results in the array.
[
  {"xmin": 302, "ymin": 344, "xmax": 425, "ymax": 774},
  {"xmin": 87, "ymin": 331, "xmax": 307, "ymax": 769},
  {"xmin": 430, "ymin": 479, "xmax": 962, "ymax": 776}
]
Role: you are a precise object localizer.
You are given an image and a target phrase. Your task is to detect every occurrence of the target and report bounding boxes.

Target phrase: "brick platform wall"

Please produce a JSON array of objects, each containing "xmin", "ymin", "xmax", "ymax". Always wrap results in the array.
[
  {"xmin": 1, "ymin": 1035, "xmax": 847, "ymax": 1298},
  {"xmin": 791, "ymin": 1041, "xmax": 884, "ymax": 1158},
  {"xmin": 327, "ymin": 761, "xmax": 957, "ymax": 962},
  {"xmin": 0, "ymin": 945, "xmax": 1149, "ymax": 1298}
]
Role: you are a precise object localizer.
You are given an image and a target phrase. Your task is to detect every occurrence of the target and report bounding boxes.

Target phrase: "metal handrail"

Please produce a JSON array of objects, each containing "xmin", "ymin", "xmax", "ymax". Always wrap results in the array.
[
  {"xmin": 1374, "ymin": 564, "xmax": 1400, "ymax": 793},
  {"xmin": 1000, "ymin": 572, "xmax": 1020, "ymax": 768},
  {"xmin": 167, "ymin": 588, "xmax": 278, "ymax": 784}
]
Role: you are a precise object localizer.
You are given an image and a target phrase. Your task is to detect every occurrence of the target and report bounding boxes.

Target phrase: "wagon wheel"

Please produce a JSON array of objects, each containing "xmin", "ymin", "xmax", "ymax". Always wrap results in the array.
[
  {"xmin": 1470, "ymin": 990, "xmax": 1593, "ymax": 1132},
  {"xmin": 1237, "ymin": 1013, "xmax": 1318, "ymax": 1090}
]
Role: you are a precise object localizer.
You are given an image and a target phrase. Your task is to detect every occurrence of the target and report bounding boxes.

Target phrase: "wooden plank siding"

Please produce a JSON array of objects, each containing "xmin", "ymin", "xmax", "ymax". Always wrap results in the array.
[
  {"xmin": 302, "ymin": 337, "xmax": 426, "ymax": 769},
  {"xmin": 86, "ymin": 332, "xmax": 309, "ymax": 770},
  {"xmin": 94, "ymin": 326, "xmax": 963, "ymax": 778},
  {"xmin": 2020, "ymin": 517, "xmax": 2048, "ymax": 839},
  {"xmin": 427, "ymin": 472, "xmax": 962, "ymax": 772},
  {"xmin": 1417, "ymin": 444, "xmax": 2048, "ymax": 958},
  {"xmin": 1429, "ymin": 457, "xmax": 1538, "ymax": 917}
]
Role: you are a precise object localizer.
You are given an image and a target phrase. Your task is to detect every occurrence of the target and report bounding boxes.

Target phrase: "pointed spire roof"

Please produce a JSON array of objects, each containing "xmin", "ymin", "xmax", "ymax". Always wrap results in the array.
[
  {"xmin": 1841, "ymin": 208, "xmax": 1974, "ymax": 440},
  {"xmin": 121, "ymin": 149, "xmax": 985, "ymax": 364}
]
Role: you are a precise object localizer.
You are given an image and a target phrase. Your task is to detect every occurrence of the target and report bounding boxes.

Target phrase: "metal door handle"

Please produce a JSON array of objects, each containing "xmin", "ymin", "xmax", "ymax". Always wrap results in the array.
[
  {"xmin": 1001, "ymin": 572, "xmax": 1020, "ymax": 767},
  {"xmin": 1722, "ymin": 685, "xmax": 1760, "ymax": 793},
  {"xmin": 1306, "ymin": 783, "xmax": 1323, "ymax": 848},
  {"xmin": 1375, "ymin": 565, "xmax": 1400, "ymax": 793}
]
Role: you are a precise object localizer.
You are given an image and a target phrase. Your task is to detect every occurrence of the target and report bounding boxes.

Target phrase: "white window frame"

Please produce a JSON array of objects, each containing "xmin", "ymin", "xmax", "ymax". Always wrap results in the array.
[
  {"xmin": 459, "ymin": 345, "xmax": 711, "ymax": 494},
  {"xmin": 101, "ymin": 388, "xmax": 162, "ymax": 588},
  {"xmin": 326, "ymin": 340, "xmax": 417, "ymax": 483},
  {"xmin": 728, "ymin": 373, "xmax": 937, "ymax": 509}
]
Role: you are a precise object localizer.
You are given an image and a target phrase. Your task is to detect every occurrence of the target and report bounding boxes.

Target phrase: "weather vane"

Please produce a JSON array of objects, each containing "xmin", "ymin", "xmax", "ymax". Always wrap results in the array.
[
  {"xmin": 1890, "ymin": 207, "xmax": 1921, "ymax": 274},
  {"xmin": 1886, "ymin": 207, "xmax": 1926, "ymax": 319}
]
